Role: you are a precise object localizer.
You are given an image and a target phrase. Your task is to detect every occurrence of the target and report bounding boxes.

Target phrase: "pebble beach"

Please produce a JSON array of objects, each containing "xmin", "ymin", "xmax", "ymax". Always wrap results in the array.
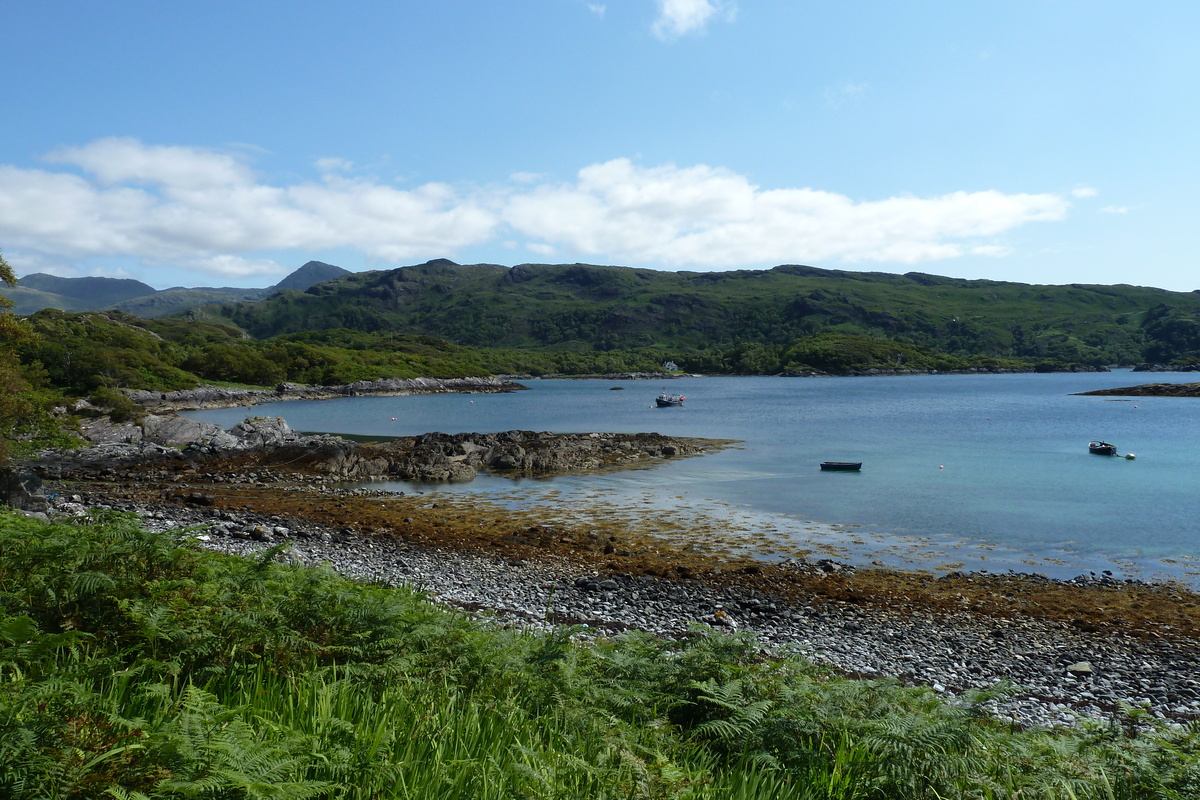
[{"xmin": 47, "ymin": 484, "xmax": 1200, "ymax": 733}]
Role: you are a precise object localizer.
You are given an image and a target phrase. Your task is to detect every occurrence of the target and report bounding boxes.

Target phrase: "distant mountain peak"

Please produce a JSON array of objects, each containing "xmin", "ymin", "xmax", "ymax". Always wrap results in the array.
[
  {"xmin": 273, "ymin": 261, "xmax": 350, "ymax": 292},
  {"xmin": 19, "ymin": 272, "xmax": 156, "ymax": 300}
]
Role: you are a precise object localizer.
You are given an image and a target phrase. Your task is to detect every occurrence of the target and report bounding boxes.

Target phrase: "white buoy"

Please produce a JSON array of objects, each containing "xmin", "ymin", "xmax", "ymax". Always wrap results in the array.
[{"xmin": 1125, "ymin": 453, "xmax": 1137, "ymax": 460}]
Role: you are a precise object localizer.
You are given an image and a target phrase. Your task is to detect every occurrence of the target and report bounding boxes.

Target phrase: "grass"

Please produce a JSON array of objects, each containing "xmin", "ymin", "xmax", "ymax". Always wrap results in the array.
[{"xmin": 4, "ymin": 508, "xmax": 1200, "ymax": 798}]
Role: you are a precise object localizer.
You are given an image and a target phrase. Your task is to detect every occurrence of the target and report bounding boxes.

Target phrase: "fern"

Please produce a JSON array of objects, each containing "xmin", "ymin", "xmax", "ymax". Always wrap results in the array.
[
  {"xmin": 686, "ymin": 678, "xmax": 775, "ymax": 752},
  {"xmin": 152, "ymin": 685, "xmax": 330, "ymax": 799}
]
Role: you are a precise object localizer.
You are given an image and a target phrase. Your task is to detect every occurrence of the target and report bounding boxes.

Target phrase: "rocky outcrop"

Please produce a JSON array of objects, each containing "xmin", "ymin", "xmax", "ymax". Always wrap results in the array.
[
  {"xmin": 1075, "ymin": 382, "xmax": 1200, "ymax": 398},
  {"xmin": 780, "ymin": 365, "xmax": 1112, "ymax": 378},
  {"xmin": 368, "ymin": 430, "xmax": 699, "ymax": 481},
  {"xmin": 201, "ymin": 429, "xmax": 710, "ymax": 482},
  {"xmin": 34, "ymin": 413, "xmax": 719, "ymax": 484},
  {"xmin": 125, "ymin": 376, "xmax": 526, "ymax": 412},
  {"xmin": 1133, "ymin": 364, "xmax": 1200, "ymax": 372}
]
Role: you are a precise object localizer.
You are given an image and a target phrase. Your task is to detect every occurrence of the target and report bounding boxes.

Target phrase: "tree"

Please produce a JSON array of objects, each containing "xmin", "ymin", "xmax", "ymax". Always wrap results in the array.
[{"xmin": 0, "ymin": 250, "xmax": 35, "ymax": 462}]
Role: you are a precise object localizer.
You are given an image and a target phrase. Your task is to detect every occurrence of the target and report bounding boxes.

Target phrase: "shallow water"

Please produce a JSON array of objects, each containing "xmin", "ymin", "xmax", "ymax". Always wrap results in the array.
[{"xmin": 183, "ymin": 371, "xmax": 1200, "ymax": 583}]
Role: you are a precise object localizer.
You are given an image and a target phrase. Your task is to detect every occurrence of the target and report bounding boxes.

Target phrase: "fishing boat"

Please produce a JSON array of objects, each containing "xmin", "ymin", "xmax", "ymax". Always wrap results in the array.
[
  {"xmin": 1088, "ymin": 441, "xmax": 1118, "ymax": 456},
  {"xmin": 655, "ymin": 390, "xmax": 685, "ymax": 407},
  {"xmin": 820, "ymin": 461, "xmax": 862, "ymax": 471}
]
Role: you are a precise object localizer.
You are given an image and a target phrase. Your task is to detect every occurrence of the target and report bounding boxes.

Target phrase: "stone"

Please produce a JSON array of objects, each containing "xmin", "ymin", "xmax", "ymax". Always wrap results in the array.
[
  {"xmin": 0, "ymin": 467, "xmax": 50, "ymax": 512},
  {"xmin": 141, "ymin": 414, "xmax": 231, "ymax": 448}
]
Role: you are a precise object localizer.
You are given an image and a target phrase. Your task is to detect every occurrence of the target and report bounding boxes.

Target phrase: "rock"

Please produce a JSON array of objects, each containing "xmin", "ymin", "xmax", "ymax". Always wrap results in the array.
[
  {"xmin": 1067, "ymin": 661, "xmax": 1094, "ymax": 676},
  {"xmin": 0, "ymin": 466, "xmax": 50, "ymax": 512},
  {"xmin": 229, "ymin": 417, "xmax": 299, "ymax": 449},
  {"xmin": 77, "ymin": 416, "xmax": 144, "ymax": 445},
  {"xmin": 141, "ymin": 414, "xmax": 232, "ymax": 448}
]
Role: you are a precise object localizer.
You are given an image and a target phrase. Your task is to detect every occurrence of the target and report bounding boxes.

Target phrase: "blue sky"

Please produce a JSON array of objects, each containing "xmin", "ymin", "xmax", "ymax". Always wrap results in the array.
[{"xmin": 2, "ymin": 1, "xmax": 1198, "ymax": 291}]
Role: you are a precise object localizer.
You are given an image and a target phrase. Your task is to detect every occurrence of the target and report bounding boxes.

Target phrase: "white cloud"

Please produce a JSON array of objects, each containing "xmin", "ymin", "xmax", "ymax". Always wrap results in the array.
[
  {"xmin": 651, "ymin": 0, "xmax": 735, "ymax": 40},
  {"xmin": 504, "ymin": 159, "xmax": 1068, "ymax": 267},
  {"xmin": 1071, "ymin": 186, "xmax": 1099, "ymax": 198},
  {"xmin": 47, "ymin": 137, "xmax": 253, "ymax": 189},
  {"xmin": 1101, "ymin": 205, "xmax": 1129, "ymax": 214},
  {"xmin": 0, "ymin": 140, "xmax": 499, "ymax": 279},
  {"xmin": 188, "ymin": 255, "xmax": 289, "ymax": 279},
  {"xmin": 0, "ymin": 139, "xmax": 1073, "ymax": 281},
  {"xmin": 587, "ymin": 3, "xmax": 606, "ymax": 18}
]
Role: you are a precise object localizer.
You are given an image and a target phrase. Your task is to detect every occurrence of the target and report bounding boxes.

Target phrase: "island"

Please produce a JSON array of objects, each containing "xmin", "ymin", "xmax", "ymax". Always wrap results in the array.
[{"xmin": 1075, "ymin": 382, "xmax": 1200, "ymax": 397}]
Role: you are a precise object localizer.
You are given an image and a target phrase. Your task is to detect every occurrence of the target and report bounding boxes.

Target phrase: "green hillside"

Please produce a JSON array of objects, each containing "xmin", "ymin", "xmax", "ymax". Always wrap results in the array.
[
  {"xmin": 1, "ymin": 261, "xmax": 352, "ymax": 319},
  {"xmin": 0, "ymin": 274, "xmax": 157, "ymax": 315},
  {"xmin": 110, "ymin": 286, "xmax": 272, "ymax": 318},
  {"xmin": 203, "ymin": 259, "xmax": 1200, "ymax": 366}
]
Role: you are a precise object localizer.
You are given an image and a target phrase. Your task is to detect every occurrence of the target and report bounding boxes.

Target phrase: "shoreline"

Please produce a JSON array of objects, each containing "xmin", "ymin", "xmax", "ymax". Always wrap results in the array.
[
  {"xmin": 19, "ymin": 394, "xmax": 1200, "ymax": 731},
  {"xmin": 124, "ymin": 375, "xmax": 526, "ymax": 412},
  {"xmin": 123, "ymin": 365, "xmax": 1129, "ymax": 414},
  {"xmin": 36, "ymin": 473, "xmax": 1200, "ymax": 731},
  {"xmin": 1075, "ymin": 381, "xmax": 1200, "ymax": 398}
]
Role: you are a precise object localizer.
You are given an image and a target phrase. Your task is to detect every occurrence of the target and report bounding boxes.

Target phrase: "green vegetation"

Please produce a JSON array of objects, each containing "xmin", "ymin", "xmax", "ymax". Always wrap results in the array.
[
  {"xmin": 13, "ymin": 311, "xmax": 673, "ymax": 392},
  {"xmin": 4, "ymin": 509, "xmax": 1200, "ymax": 798},
  {"xmin": 683, "ymin": 332, "xmax": 1034, "ymax": 375},
  {"xmin": 200, "ymin": 260, "xmax": 1200, "ymax": 366},
  {"xmin": 8, "ymin": 256, "xmax": 1200, "ymax": 461},
  {"xmin": 0, "ymin": 252, "xmax": 67, "ymax": 463}
]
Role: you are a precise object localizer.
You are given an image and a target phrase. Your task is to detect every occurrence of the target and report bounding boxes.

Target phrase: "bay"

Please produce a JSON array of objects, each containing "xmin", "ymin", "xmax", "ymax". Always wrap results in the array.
[{"xmin": 182, "ymin": 371, "xmax": 1200, "ymax": 584}]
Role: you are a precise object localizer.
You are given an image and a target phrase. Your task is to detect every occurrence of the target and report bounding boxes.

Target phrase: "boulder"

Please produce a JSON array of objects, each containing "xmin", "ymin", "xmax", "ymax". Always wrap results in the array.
[
  {"xmin": 77, "ymin": 416, "xmax": 144, "ymax": 445},
  {"xmin": 141, "ymin": 414, "xmax": 234, "ymax": 448},
  {"xmin": 228, "ymin": 417, "xmax": 299, "ymax": 449},
  {"xmin": 0, "ymin": 466, "xmax": 49, "ymax": 512}
]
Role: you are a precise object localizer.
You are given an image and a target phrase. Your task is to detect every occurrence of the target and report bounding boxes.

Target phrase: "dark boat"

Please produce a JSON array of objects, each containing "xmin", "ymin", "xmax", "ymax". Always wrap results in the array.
[
  {"xmin": 655, "ymin": 390, "xmax": 685, "ymax": 407},
  {"xmin": 1089, "ymin": 441, "xmax": 1118, "ymax": 456},
  {"xmin": 820, "ymin": 461, "xmax": 862, "ymax": 471}
]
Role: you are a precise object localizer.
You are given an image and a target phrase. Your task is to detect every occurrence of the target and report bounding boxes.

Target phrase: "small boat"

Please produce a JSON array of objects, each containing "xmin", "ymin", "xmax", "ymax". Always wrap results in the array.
[
  {"xmin": 1089, "ymin": 441, "xmax": 1118, "ymax": 456},
  {"xmin": 820, "ymin": 461, "xmax": 862, "ymax": 471},
  {"xmin": 655, "ymin": 390, "xmax": 685, "ymax": 407}
]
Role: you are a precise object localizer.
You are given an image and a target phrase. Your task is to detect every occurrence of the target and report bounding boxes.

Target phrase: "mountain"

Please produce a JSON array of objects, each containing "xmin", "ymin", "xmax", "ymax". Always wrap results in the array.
[
  {"xmin": 1, "ymin": 261, "xmax": 352, "ymax": 317},
  {"xmin": 19, "ymin": 274, "xmax": 156, "ymax": 305},
  {"xmin": 109, "ymin": 286, "xmax": 273, "ymax": 318},
  {"xmin": 199, "ymin": 258, "xmax": 1200, "ymax": 365},
  {"xmin": 2, "ymin": 274, "xmax": 157, "ymax": 314},
  {"xmin": 272, "ymin": 260, "xmax": 350, "ymax": 291}
]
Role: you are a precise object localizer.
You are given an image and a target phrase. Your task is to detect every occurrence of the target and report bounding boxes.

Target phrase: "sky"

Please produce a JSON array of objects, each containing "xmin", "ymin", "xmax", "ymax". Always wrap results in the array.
[{"xmin": 2, "ymin": 1, "xmax": 1199, "ymax": 292}]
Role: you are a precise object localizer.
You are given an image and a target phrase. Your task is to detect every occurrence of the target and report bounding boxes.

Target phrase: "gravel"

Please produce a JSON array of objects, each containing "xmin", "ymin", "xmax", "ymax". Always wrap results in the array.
[{"xmin": 44, "ymin": 495, "xmax": 1200, "ymax": 732}]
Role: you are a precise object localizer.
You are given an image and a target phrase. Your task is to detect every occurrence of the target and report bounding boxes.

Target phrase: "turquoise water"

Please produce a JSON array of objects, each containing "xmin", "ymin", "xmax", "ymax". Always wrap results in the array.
[{"xmin": 183, "ymin": 372, "xmax": 1200, "ymax": 582}]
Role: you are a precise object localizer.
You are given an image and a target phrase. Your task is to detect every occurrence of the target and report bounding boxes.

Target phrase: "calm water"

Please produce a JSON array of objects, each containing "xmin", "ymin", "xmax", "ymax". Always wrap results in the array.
[{"xmin": 183, "ymin": 372, "xmax": 1200, "ymax": 583}]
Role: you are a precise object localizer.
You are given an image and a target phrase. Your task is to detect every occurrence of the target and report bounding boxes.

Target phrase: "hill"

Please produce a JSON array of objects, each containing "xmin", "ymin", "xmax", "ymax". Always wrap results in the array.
[
  {"xmin": 202, "ymin": 259, "xmax": 1200, "ymax": 365},
  {"xmin": 2, "ymin": 274, "xmax": 157, "ymax": 314},
  {"xmin": 271, "ymin": 259, "xmax": 350, "ymax": 291},
  {"xmin": 1, "ymin": 260, "xmax": 350, "ymax": 318}
]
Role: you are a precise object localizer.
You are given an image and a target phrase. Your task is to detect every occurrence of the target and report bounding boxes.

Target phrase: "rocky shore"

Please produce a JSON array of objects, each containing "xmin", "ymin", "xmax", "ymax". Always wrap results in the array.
[
  {"xmin": 36, "ymin": 486, "xmax": 1200, "ymax": 733},
  {"xmin": 34, "ymin": 414, "xmax": 722, "ymax": 484},
  {"xmin": 783, "ymin": 365, "xmax": 1111, "ymax": 378},
  {"xmin": 1076, "ymin": 382, "xmax": 1200, "ymax": 398},
  {"xmin": 13, "ymin": 407, "xmax": 1200, "ymax": 733},
  {"xmin": 125, "ymin": 375, "xmax": 525, "ymax": 412}
]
